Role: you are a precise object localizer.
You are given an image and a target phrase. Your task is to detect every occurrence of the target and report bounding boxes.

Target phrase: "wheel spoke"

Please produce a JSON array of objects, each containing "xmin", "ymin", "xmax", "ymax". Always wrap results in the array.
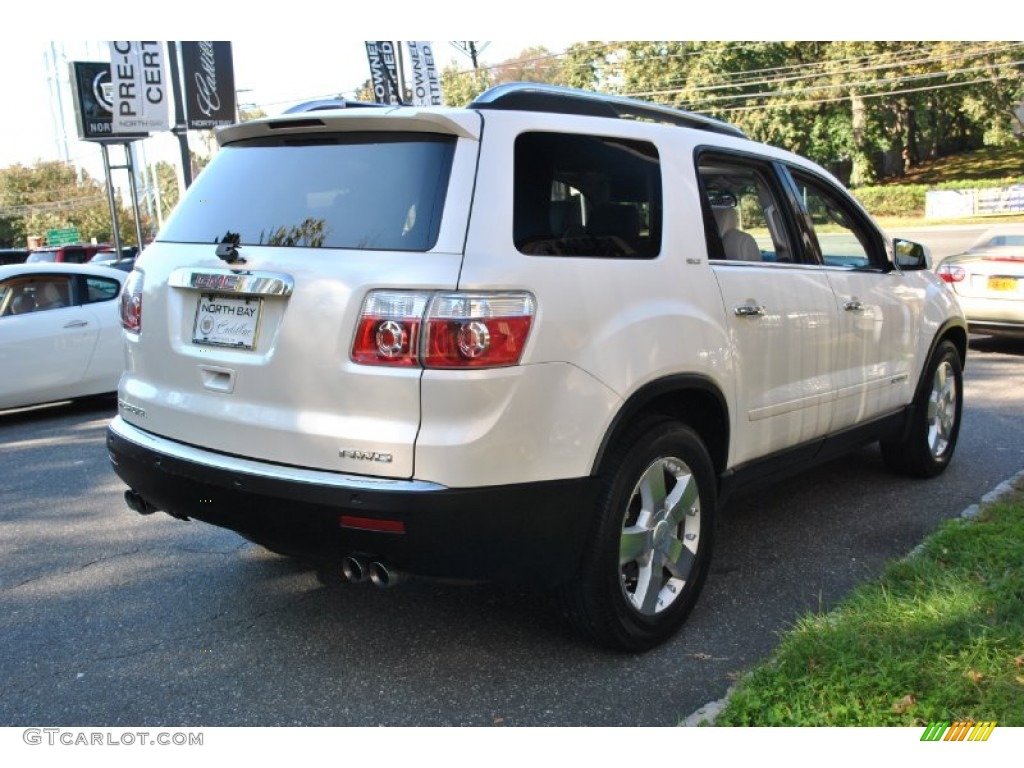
[
  {"xmin": 619, "ymin": 526, "xmax": 651, "ymax": 566},
  {"xmin": 665, "ymin": 473, "xmax": 698, "ymax": 526},
  {"xmin": 663, "ymin": 536, "xmax": 697, "ymax": 581},
  {"xmin": 638, "ymin": 462, "xmax": 667, "ymax": 517},
  {"xmin": 635, "ymin": 557, "xmax": 663, "ymax": 614}
]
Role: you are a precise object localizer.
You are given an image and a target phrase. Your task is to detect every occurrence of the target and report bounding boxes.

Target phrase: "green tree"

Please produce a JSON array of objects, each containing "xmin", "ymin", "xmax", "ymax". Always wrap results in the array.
[
  {"xmin": 0, "ymin": 160, "xmax": 143, "ymax": 247},
  {"xmin": 440, "ymin": 61, "xmax": 493, "ymax": 106}
]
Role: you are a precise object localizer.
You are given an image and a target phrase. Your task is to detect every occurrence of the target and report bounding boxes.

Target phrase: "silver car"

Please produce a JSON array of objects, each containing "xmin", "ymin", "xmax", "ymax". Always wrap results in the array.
[{"xmin": 937, "ymin": 226, "xmax": 1024, "ymax": 337}]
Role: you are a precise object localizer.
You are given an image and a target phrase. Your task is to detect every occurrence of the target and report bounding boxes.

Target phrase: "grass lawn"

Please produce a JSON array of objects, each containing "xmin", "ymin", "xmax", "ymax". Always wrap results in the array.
[{"xmin": 713, "ymin": 475, "xmax": 1024, "ymax": 727}]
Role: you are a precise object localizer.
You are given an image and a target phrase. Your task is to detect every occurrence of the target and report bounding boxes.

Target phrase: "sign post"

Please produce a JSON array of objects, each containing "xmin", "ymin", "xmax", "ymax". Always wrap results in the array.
[{"xmin": 69, "ymin": 60, "xmax": 149, "ymax": 257}]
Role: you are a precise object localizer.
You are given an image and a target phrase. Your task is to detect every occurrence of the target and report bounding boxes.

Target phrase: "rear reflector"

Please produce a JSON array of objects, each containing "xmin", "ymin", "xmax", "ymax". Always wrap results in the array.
[{"xmin": 339, "ymin": 515, "xmax": 406, "ymax": 534}]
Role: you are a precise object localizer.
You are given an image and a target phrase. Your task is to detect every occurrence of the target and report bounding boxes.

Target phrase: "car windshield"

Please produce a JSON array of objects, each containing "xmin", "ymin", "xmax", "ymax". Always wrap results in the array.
[
  {"xmin": 26, "ymin": 251, "xmax": 56, "ymax": 262},
  {"xmin": 158, "ymin": 132, "xmax": 457, "ymax": 252}
]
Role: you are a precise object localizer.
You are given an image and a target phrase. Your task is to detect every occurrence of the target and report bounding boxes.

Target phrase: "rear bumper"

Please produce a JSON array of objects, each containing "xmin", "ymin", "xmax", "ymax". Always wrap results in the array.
[{"xmin": 106, "ymin": 417, "xmax": 598, "ymax": 587}]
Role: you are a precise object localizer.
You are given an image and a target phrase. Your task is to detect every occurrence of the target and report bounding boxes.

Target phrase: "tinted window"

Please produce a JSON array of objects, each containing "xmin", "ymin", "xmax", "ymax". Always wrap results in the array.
[
  {"xmin": 514, "ymin": 132, "xmax": 661, "ymax": 258},
  {"xmin": 159, "ymin": 133, "xmax": 456, "ymax": 252}
]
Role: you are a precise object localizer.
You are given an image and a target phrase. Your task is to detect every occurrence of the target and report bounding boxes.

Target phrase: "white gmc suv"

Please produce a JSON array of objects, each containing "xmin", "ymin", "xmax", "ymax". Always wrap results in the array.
[{"xmin": 107, "ymin": 84, "xmax": 967, "ymax": 651}]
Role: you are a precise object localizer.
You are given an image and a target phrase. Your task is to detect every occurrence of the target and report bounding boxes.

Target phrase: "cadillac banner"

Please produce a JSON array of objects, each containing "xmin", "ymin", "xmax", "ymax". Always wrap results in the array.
[
  {"xmin": 365, "ymin": 41, "xmax": 401, "ymax": 104},
  {"xmin": 181, "ymin": 41, "xmax": 237, "ymax": 129}
]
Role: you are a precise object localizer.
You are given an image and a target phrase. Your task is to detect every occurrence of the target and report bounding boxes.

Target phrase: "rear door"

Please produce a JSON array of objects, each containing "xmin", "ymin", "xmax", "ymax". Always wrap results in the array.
[{"xmin": 699, "ymin": 152, "xmax": 838, "ymax": 465}]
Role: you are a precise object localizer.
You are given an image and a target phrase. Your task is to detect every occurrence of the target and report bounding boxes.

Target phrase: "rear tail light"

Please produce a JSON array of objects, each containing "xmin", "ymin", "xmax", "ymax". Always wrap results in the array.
[
  {"xmin": 936, "ymin": 264, "xmax": 965, "ymax": 283},
  {"xmin": 352, "ymin": 290, "xmax": 535, "ymax": 369},
  {"xmin": 120, "ymin": 270, "xmax": 144, "ymax": 332},
  {"xmin": 351, "ymin": 291, "xmax": 430, "ymax": 367},
  {"xmin": 424, "ymin": 293, "xmax": 535, "ymax": 368}
]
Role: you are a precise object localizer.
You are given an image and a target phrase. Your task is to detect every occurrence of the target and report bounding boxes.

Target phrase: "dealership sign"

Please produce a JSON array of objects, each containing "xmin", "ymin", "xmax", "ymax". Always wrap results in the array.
[
  {"xmin": 365, "ymin": 41, "xmax": 401, "ymax": 104},
  {"xmin": 181, "ymin": 41, "xmax": 236, "ymax": 129},
  {"xmin": 108, "ymin": 41, "xmax": 170, "ymax": 133},
  {"xmin": 69, "ymin": 61, "xmax": 149, "ymax": 142},
  {"xmin": 407, "ymin": 41, "xmax": 443, "ymax": 106}
]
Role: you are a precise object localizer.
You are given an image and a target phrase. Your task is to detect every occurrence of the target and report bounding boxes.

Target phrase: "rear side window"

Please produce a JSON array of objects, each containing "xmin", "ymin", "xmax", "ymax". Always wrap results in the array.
[
  {"xmin": 82, "ymin": 276, "xmax": 122, "ymax": 303},
  {"xmin": 514, "ymin": 132, "xmax": 662, "ymax": 258},
  {"xmin": 159, "ymin": 132, "xmax": 456, "ymax": 252}
]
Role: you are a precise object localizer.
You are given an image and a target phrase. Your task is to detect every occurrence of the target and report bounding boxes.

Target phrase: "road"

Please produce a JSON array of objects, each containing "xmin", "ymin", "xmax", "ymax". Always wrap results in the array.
[
  {"xmin": 887, "ymin": 223, "xmax": 988, "ymax": 266},
  {"xmin": 1, "ymin": 334, "xmax": 1022, "ymax": 728}
]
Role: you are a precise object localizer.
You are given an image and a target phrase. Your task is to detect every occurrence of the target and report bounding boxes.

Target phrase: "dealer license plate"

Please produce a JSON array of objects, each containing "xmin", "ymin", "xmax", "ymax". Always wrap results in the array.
[
  {"xmin": 193, "ymin": 294, "xmax": 262, "ymax": 349},
  {"xmin": 987, "ymin": 276, "xmax": 1018, "ymax": 292}
]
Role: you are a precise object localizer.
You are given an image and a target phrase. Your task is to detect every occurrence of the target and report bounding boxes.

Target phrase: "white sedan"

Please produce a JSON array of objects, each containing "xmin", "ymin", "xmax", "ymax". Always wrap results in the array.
[{"xmin": 0, "ymin": 263, "xmax": 127, "ymax": 410}]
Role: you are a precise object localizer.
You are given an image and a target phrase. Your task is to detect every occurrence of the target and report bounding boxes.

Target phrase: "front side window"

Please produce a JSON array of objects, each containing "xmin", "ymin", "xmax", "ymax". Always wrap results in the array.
[
  {"xmin": 789, "ymin": 171, "xmax": 884, "ymax": 269},
  {"xmin": 514, "ymin": 132, "xmax": 662, "ymax": 259},
  {"xmin": 159, "ymin": 132, "xmax": 457, "ymax": 252}
]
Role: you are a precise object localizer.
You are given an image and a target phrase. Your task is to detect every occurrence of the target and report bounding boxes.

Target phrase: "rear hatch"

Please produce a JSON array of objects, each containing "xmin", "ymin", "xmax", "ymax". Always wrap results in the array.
[{"xmin": 118, "ymin": 108, "xmax": 481, "ymax": 479}]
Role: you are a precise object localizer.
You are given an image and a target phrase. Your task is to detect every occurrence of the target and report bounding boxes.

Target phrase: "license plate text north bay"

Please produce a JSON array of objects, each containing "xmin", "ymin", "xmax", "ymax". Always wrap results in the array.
[{"xmin": 194, "ymin": 294, "xmax": 261, "ymax": 349}]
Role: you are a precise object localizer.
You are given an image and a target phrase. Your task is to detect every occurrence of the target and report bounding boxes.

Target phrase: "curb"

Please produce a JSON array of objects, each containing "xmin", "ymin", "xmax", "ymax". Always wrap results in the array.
[{"xmin": 677, "ymin": 466, "xmax": 1024, "ymax": 726}]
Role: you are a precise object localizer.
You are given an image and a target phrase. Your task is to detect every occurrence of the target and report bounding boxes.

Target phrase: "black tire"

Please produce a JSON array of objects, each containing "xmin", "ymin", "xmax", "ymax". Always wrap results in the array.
[
  {"xmin": 881, "ymin": 339, "xmax": 963, "ymax": 478},
  {"xmin": 559, "ymin": 421, "xmax": 716, "ymax": 652}
]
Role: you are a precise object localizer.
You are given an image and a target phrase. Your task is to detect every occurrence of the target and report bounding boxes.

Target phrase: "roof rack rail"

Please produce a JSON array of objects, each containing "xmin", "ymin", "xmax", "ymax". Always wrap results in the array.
[{"xmin": 469, "ymin": 83, "xmax": 747, "ymax": 139}]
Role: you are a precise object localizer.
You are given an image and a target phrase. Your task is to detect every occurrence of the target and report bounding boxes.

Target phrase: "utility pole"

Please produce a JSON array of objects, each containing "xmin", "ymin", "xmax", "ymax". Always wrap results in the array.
[{"xmin": 450, "ymin": 41, "xmax": 490, "ymax": 69}]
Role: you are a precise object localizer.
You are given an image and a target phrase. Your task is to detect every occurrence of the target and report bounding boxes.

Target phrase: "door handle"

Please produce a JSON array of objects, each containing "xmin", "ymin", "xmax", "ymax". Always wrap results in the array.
[
  {"xmin": 63, "ymin": 320, "xmax": 89, "ymax": 328},
  {"xmin": 733, "ymin": 304, "xmax": 765, "ymax": 317}
]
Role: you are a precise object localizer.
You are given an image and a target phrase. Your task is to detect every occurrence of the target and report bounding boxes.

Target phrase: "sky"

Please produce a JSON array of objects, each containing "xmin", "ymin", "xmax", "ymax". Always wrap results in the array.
[
  {"xmin": 0, "ymin": 38, "xmax": 560, "ymax": 177},
  {"xmin": 0, "ymin": 5, "xmax": 998, "ymax": 178}
]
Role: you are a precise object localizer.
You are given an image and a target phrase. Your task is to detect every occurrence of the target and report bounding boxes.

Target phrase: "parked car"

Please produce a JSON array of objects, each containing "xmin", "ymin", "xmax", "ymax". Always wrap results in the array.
[
  {"xmin": 106, "ymin": 83, "xmax": 967, "ymax": 651},
  {"xmin": 0, "ymin": 248, "xmax": 30, "ymax": 265},
  {"xmin": 936, "ymin": 226, "xmax": 1024, "ymax": 337},
  {"xmin": 27, "ymin": 243, "xmax": 115, "ymax": 264},
  {"xmin": 0, "ymin": 263, "xmax": 127, "ymax": 410},
  {"xmin": 90, "ymin": 250, "xmax": 138, "ymax": 273}
]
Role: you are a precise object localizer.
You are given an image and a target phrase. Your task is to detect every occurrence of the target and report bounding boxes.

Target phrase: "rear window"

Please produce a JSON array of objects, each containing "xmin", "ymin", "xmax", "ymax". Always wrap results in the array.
[{"xmin": 159, "ymin": 132, "xmax": 456, "ymax": 252}]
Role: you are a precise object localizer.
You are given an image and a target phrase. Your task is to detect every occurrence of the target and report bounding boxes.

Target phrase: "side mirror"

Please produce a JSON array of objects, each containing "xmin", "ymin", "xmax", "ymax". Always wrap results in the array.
[{"xmin": 894, "ymin": 238, "xmax": 930, "ymax": 270}]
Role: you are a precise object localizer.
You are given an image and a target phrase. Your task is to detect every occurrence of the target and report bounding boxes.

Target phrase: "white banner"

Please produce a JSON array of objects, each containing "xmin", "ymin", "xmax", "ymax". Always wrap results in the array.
[
  {"xmin": 108, "ymin": 41, "xmax": 170, "ymax": 133},
  {"xmin": 407, "ymin": 41, "xmax": 444, "ymax": 106}
]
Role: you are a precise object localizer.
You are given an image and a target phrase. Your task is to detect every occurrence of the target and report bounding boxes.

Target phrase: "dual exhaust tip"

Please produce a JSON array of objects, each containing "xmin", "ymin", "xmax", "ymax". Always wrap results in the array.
[
  {"xmin": 123, "ymin": 491, "xmax": 408, "ymax": 589},
  {"xmin": 342, "ymin": 555, "xmax": 406, "ymax": 588}
]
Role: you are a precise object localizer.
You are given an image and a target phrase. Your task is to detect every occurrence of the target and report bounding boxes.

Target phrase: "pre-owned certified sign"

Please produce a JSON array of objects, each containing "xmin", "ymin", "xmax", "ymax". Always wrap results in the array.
[{"xmin": 109, "ymin": 41, "xmax": 170, "ymax": 134}]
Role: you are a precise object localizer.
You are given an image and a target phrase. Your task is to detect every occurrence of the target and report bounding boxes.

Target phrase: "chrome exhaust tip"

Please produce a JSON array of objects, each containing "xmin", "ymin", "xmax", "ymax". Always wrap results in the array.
[
  {"xmin": 369, "ymin": 560, "xmax": 406, "ymax": 588},
  {"xmin": 341, "ymin": 555, "xmax": 370, "ymax": 584}
]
